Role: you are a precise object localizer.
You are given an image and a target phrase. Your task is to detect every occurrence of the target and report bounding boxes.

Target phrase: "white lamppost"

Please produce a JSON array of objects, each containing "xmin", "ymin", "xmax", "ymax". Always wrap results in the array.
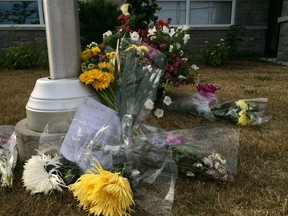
[{"xmin": 25, "ymin": 0, "xmax": 98, "ymax": 132}]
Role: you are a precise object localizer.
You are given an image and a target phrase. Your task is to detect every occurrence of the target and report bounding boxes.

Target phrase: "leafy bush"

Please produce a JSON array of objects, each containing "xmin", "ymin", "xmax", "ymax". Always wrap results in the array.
[
  {"xmin": 202, "ymin": 39, "xmax": 230, "ymax": 67},
  {"xmin": 78, "ymin": 0, "xmax": 121, "ymax": 47},
  {"xmin": 225, "ymin": 24, "xmax": 245, "ymax": 57},
  {"xmin": 3, "ymin": 42, "xmax": 48, "ymax": 69},
  {"xmin": 202, "ymin": 25, "xmax": 245, "ymax": 67}
]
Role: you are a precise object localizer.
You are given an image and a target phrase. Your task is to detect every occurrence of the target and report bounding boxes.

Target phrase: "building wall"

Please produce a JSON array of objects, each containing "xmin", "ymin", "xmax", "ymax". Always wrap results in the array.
[
  {"xmin": 0, "ymin": 27, "xmax": 46, "ymax": 51},
  {"xmin": 277, "ymin": 0, "xmax": 288, "ymax": 62},
  {"xmin": 187, "ymin": 0, "xmax": 270, "ymax": 56},
  {"xmin": 0, "ymin": 0, "xmax": 271, "ymax": 57}
]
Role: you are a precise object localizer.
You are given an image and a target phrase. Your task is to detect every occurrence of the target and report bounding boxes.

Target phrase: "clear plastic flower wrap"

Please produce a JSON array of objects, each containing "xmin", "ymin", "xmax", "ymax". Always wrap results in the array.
[
  {"xmin": 0, "ymin": 125, "xmax": 17, "ymax": 187},
  {"xmin": 143, "ymin": 126, "xmax": 239, "ymax": 182},
  {"xmin": 211, "ymin": 98, "xmax": 271, "ymax": 126},
  {"xmin": 60, "ymin": 98, "xmax": 121, "ymax": 171},
  {"xmin": 59, "ymin": 39, "xmax": 179, "ymax": 214},
  {"xmin": 168, "ymin": 91, "xmax": 218, "ymax": 121}
]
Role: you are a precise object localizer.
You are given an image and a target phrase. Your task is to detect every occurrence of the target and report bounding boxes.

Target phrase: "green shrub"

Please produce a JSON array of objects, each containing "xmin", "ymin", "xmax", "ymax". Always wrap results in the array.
[
  {"xmin": 79, "ymin": 0, "xmax": 121, "ymax": 47},
  {"xmin": 125, "ymin": 0, "xmax": 161, "ymax": 30},
  {"xmin": 3, "ymin": 42, "xmax": 48, "ymax": 69},
  {"xmin": 225, "ymin": 24, "xmax": 245, "ymax": 57},
  {"xmin": 202, "ymin": 39, "xmax": 230, "ymax": 67}
]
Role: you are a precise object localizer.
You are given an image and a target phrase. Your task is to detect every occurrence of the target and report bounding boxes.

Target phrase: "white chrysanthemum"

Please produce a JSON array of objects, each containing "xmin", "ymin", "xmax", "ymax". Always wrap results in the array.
[
  {"xmin": 191, "ymin": 64, "xmax": 199, "ymax": 71},
  {"xmin": 148, "ymin": 26, "xmax": 157, "ymax": 37},
  {"xmin": 103, "ymin": 30, "xmax": 112, "ymax": 39},
  {"xmin": 22, "ymin": 151, "xmax": 66, "ymax": 195},
  {"xmin": 178, "ymin": 75, "xmax": 186, "ymax": 80},
  {"xmin": 162, "ymin": 26, "xmax": 169, "ymax": 34},
  {"xmin": 169, "ymin": 28, "xmax": 176, "ymax": 37},
  {"xmin": 144, "ymin": 99, "xmax": 154, "ymax": 110},
  {"xmin": 183, "ymin": 34, "xmax": 190, "ymax": 44},
  {"xmin": 177, "ymin": 25, "xmax": 189, "ymax": 31},
  {"xmin": 169, "ymin": 45, "xmax": 173, "ymax": 53},
  {"xmin": 130, "ymin": 31, "xmax": 140, "ymax": 41},
  {"xmin": 143, "ymin": 64, "xmax": 153, "ymax": 72},
  {"xmin": 163, "ymin": 96, "xmax": 172, "ymax": 106},
  {"xmin": 87, "ymin": 42, "xmax": 97, "ymax": 48},
  {"xmin": 120, "ymin": 3, "xmax": 130, "ymax": 16},
  {"xmin": 154, "ymin": 108, "xmax": 164, "ymax": 118}
]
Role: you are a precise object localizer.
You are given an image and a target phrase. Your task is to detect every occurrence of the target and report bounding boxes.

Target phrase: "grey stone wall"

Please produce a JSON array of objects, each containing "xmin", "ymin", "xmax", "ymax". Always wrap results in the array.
[
  {"xmin": 186, "ymin": 27, "xmax": 267, "ymax": 56},
  {"xmin": 0, "ymin": 27, "xmax": 46, "ymax": 51},
  {"xmin": 277, "ymin": 0, "xmax": 288, "ymax": 62},
  {"xmin": 235, "ymin": 0, "xmax": 270, "ymax": 26}
]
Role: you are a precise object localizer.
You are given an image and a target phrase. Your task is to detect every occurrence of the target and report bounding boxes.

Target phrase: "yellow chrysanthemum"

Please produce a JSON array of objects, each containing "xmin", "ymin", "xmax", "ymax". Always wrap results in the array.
[
  {"xmin": 236, "ymin": 100, "xmax": 248, "ymax": 111},
  {"xmin": 69, "ymin": 164, "xmax": 134, "ymax": 216},
  {"xmin": 106, "ymin": 52, "xmax": 116, "ymax": 59},
  {"xmin": 97, "ymin": 62, "xmax": 114, "ymax": 73},
  {"xmin": 125, "ymin": 44, "xmax": 149, "ymax": 53},
  {"xmin": 81, "ymin": 49, "xmax": 93, "ymax": 61},
  {"xmin": 79, "ymin": 69, "xmax": 103, "ymax": 85},
  {"xmin": 91, "ymin": 72, "xmax": 114, "ymax": 91},
  {"xmin": 238, "ymin": 110, "xmax": 253, "ymax": 126},
  {"xmin": 91, "ymin": 46, "xmax": 101, "ymax": 55}
]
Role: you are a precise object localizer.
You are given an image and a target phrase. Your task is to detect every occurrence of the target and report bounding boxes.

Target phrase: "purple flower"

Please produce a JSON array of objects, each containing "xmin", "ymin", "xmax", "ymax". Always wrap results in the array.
[{"xmin": 196, "ymin": 83, "xmax": 220, "ymax": 94}]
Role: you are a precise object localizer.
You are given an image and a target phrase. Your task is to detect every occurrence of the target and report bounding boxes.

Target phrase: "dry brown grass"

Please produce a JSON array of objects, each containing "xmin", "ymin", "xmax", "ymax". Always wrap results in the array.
[{"xmin": 0, "ymin": 60, "xmax": 288, "ymax": 216}]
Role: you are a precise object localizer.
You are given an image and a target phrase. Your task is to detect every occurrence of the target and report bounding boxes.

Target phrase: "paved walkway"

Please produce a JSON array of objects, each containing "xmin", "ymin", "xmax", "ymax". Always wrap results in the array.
[{"xmin": 262, "ymin": 58, "xmax": 288, "ymax": 66}]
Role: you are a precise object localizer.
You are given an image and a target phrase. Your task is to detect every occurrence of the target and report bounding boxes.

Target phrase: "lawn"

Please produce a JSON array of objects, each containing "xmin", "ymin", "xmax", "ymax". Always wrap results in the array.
[{"xmin": 0, "ymin": 60, "xmax": 288, "ymax": 215}]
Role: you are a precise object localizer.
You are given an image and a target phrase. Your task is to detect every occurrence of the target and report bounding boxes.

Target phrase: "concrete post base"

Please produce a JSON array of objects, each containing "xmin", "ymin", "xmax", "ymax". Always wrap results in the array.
[{"xmin": 15, "ymin": 118, "xmax": 66, "ymax": 162}]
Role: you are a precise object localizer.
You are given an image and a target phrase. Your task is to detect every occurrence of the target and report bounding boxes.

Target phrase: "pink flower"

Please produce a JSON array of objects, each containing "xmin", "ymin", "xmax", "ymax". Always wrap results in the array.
[
  {"xmin": 166, "ymin": 133, "xmax": 185, "ymax": 146},
  {"xmin": 196, "ymin": 83, "xmax": 220, "ymax": 94}
]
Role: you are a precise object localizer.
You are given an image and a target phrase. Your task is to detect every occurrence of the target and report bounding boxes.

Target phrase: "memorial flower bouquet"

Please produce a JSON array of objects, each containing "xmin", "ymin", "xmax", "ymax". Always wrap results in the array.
[
  {"xmin": 61, "ymin": 40, "xmax": 176, "ymax": 215},
  {"xmin": 0, "ymin": 125, "xmax": 17, "ymax": 188},
  {"xmin": 142, "ymin": 126, "xmax": 239, "ymax": 182},
  {"xmin": 211, "ymin": 98, "xmax": 271, "ymax": 126},
  {"xmin": 102, "ymin": 3, "xmax": 199, "ymax": 95},
  {"xmin": 79, "ymin": 42, "xmax": 117, "ymax": 109},
  {"xmin": 168, "ymin": 82, "xmax": 220, "ymax": 121}
]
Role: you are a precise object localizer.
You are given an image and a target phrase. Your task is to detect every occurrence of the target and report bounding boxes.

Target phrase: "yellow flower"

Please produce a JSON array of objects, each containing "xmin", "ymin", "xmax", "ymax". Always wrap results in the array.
[
  {"xmin": 92, "ymin": 72, "xmax": 114, "ymax": 91},
  {"xmin": 120, "ymin": 4, "xmax": 130, "ymax": 16},
  {"xmin": 81, "ymin": 49, "xmax": 92, "ymax": 61},
  {"xmin": 97, "ymin": 62, "xmax": 114, "ymax": 73},
  {"xmin": 106, "ymin": 52, "xmax": 116, "ymax": 59},
  {"xmin": 238, "ymin": 110, "xmax": 253, "ymax": 126},
  {"xmin": 125, "ymin": 44, "xmax": 149, "ymax": 53},
  {"xmin": 91, "ymin": 46, "xmax": 101, "ymax": 55},
  {"xmin": 79, "ymin": 69, "xmax": 102, "ymax": 85},
  {"xmin": 69, "ymin": 163, "xmax": 134, "ymax": 216},
  {"xmin": 236, "ymin": 100, "xmax": 248, "ymax": 111}
]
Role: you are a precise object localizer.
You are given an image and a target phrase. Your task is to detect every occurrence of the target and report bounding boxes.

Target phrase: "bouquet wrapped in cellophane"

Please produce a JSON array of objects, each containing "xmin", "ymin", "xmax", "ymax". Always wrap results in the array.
[
  {"xmin": 168, "ymin": 83, "xmax": 219, "ymax": 121},
  {"xmin": 211, "ymin": 98, "xmax": 271, "ymax": 126},
  {"xmin": 169, "ymin": 83, "xmax": 271, "ymax": 126},
  {"xmin": 0, "ymin": 125, "xmax": 17, "ymax": 188},
  {"xmin": 143, "ymin": 126, "xmax": 239, "ymax": 182},
  {"xmin": 62, "ymin": 39, "xmax": 177, "ymax": 215}
]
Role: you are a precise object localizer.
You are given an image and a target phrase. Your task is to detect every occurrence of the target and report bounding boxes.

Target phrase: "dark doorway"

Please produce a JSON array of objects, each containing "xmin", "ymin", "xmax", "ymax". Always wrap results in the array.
[{"xmin": 265, "ymin": 0, "xmax": 283, "ymax": 57}]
